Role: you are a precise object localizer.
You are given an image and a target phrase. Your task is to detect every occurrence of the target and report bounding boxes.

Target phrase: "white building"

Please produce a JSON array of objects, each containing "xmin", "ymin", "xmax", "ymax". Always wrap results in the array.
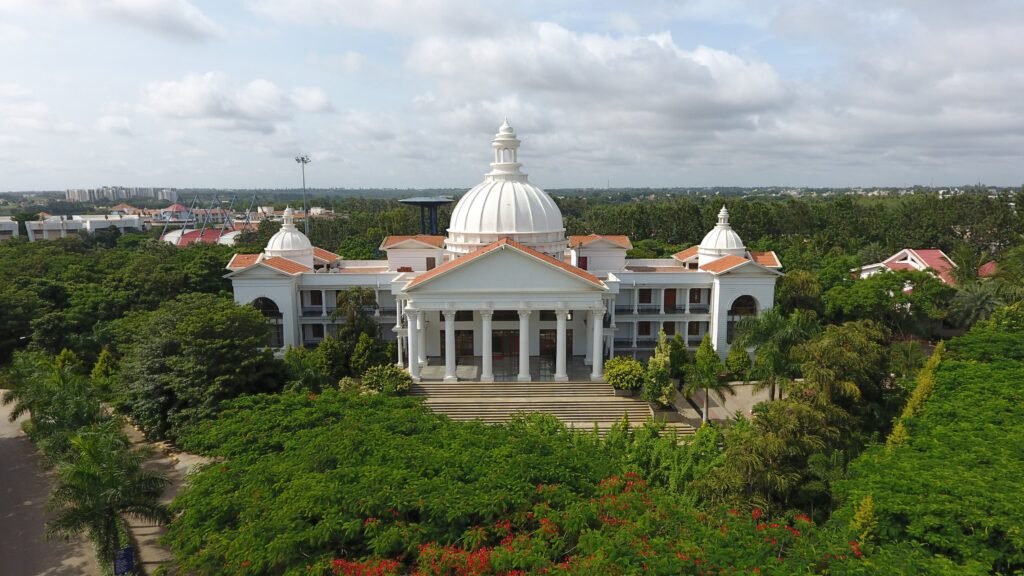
[
  {"xmin": 0, "ymin": 217, "xmax": 19, "ymax": 241},
  {"xmin": 22, "ymin": 214, "xmax": 142, "ymax": 241},
  {"xmin": 227, "ymin": 121, "xmax": 782, "ymax": 382}
]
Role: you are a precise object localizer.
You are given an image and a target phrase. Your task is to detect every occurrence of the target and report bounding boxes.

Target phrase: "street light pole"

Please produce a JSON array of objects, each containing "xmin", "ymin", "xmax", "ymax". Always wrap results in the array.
[{"xmin": 294, "ymin": 154, "xmax": 311, "ymax": 235}]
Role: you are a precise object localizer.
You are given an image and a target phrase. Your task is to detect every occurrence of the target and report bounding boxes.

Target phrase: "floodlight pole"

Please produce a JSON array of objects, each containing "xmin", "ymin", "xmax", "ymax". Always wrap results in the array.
[{"xmin": 295, "ymin": 154, "xmax": 311, "ymax": 235}]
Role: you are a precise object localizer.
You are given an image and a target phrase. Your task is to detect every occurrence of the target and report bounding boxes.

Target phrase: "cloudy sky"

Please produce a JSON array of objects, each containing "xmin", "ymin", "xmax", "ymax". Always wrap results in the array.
[{"xmin": 1, "ymin": 0, "xmax": 1023, "ymax": 191}]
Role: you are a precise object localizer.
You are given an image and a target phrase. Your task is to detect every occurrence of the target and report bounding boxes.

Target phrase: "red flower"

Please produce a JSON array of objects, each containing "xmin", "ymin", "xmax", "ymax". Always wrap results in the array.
[{"xmin": 751, "ymin": 508, "xmax": 763, "ymax": 521}]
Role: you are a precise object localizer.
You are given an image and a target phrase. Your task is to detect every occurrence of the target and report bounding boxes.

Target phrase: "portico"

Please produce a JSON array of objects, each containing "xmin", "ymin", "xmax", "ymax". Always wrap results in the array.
[{"xmin": 396, "ymin": 238, "xmax": 614, "ymax": 383}]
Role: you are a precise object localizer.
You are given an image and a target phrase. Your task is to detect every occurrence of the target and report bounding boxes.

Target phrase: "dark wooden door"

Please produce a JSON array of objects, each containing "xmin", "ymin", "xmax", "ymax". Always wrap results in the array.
[{"xmin": 663, "ymin": 289, "xmax": 676, "ymax": 311}]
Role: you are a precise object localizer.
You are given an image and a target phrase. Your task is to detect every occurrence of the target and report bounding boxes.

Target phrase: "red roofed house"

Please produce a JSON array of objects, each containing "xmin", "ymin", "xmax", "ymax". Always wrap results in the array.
[
  {"xmin": 858, "ymin": 248, "xmax": 959, "ymax": 285},
  {"xmin": 226, "ymin": 121, "xmax": 782, "ymax": 382}
]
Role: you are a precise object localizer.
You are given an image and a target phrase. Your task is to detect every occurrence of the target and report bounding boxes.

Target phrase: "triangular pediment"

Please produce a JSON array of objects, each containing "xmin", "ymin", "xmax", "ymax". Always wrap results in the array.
[{"xmin": 405, "ymin": 244, "xmax": 605, "ymax": 294}]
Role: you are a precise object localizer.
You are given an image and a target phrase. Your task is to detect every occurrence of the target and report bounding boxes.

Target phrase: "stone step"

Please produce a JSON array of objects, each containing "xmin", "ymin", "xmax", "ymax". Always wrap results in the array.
[{"xmin": 411, "ymin": 382, "xmax": 614, "ymax": 397}]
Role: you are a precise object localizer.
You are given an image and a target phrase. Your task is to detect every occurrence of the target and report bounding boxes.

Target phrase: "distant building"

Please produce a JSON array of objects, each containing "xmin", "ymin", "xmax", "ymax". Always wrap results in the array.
[
  {"xmin": 0, "ymin": 217, "xmax": 19, "ymax": 241},
  {"xmin": 23, "ymin": 214, "xmax": 142, "ymax": 241},
  {"xmin": 227, "ymin": 121, "xmax": 783, "ymax": 382},
  {"xmin": 66, "ymin": 186, "xmax": 177, "ymax": 203}
]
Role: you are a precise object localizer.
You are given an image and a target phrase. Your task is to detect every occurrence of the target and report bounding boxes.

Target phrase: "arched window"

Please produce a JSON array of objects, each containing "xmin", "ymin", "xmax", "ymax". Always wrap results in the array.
[
  {"xmin": 251, "ymin": 297, "xmax": 284, "ymax": 347},
  {"xmin": 726, "ymin": 295, "xmax": 758, "ymax": 344},
  {"xmin": 252, "ymin": 297, "xmax": 282, "ymax": 319}
]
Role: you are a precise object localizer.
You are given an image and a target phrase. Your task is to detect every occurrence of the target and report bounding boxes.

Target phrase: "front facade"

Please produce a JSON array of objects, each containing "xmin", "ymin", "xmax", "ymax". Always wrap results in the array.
[{"xmin": 227, "ymin": 121, "xmax": 782, "ymax": 382}]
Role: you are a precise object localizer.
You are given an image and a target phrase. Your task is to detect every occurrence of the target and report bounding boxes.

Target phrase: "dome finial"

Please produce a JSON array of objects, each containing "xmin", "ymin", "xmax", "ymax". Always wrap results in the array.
[
  {"xmin": 717, "ymin": 205, "xmax": 730, "ymax": 226},
  {"xmin": 282, "ymin": 206, "xmax": 295, "ymax": 227},
  {"xmin": 489, "ymin": 118, "xmax": 524, "ymax": 179}
]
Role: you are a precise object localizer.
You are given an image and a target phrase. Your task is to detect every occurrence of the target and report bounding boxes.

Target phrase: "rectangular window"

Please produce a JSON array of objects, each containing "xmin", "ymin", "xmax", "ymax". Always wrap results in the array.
[
  {"xmin": 638, "ymin": 322, "xmax": 651, "ymax": 336},
  {"xmin": 311, "ymin": 324, "xmax": 325, "ymax": 338},
  {"xmin": 426, "ymin": 257, "xmax": 436, "ymax": 270},
  {"xmin": 539, "ymin": 310, "xmax": 556, "ymax": 322},
  {"xmin": 455, "ymin": 310, "xmax": 473, "ymax": 322},
  {"xmin": 688, "ymin": 322, "xmax": 699, "ymax": 336},
  {"xmin": 689, "ymin": 289, "xmax": 701, "ymax": 303},
  {"xmin": 664, "ymin": 322, "xmax": 676, "ymax": 336},
  {"xmin": 309, "ymin": 290, "xmax": 323, "ymax": 306},
  {"xmin": 577, "ymin": 256, "xmax": 588, "ymax": 270},
  {"xmin": 639, "ymin": 289, "xmax": 652, "ymax": 304},
  {"xmin": 493, "ymin": 310, "xmax": 519, "ymax": 322}
]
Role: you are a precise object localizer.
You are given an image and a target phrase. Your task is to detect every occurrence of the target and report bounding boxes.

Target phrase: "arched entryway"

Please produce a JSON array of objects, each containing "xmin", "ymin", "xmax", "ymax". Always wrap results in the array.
[
  {"xmin": 251, "ymin": 296, "xmax": 285, "ymax": 348},
  {"xmin": 726, "ymin": 295, "xmax": 759, "ymax": 344}
]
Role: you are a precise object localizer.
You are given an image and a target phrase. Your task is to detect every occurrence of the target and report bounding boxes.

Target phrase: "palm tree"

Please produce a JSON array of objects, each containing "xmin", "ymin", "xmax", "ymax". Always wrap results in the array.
[
  {"xmin": 950, "ymin": 281, "xmax": 1005, "ymax": 328},
  {"xmin": 684, "ymin": 334, "xmax": 735, "ymax": 423},
  {"xmin": 47, "ymin": 428, "xmax": 169, "ymax": 568},
  {"xmin": 733, "ymin": 309, "xmax": 820, "ymax": 401}
]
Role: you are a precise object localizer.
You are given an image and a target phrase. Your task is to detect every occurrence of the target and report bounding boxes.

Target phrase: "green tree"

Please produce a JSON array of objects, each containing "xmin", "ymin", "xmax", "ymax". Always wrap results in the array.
[
  {"xmin": 725, "ymin": 344, "xmax": 752, "ymax": 381},
  {"xmin": 794, "ymin": 320, "xmax": 889, "ymax": 409},
  {"xmin": 733, "ymin": 308, "xmax": 819, "ymax": 401},
  {"xmin": 643, "ymin": 331, "xmax": 675, "ymax": 407},
  {"xmin": 283, "ymin": 346, "xmax": 333, "ymax": 393},
  {"xmin": 361, "ymin": 363, "xmax": 412, "ymax": 394},
  {"xmin": 775, "ymin": 269, "xmax": 823, "ymax": 314},
  {"xmin": 950, "ymin": 280, "xmax": 1005, "ymax": 328},
  {"xmin": 47, "ymin": 429, "xmax": 169, "ymax": 570},
  {"xmin": 350, "ymin": 332, "xmax": 391, "ymax": 377},
  {"xmin": 604, "ymin": 356, "xmax": 645, "ymax": 391},
  {"xmin": 89, "ymin": 348, "xmax": 117, "ymax": 397},
  {"xmin": 684, "ymin": 334, "xmax": 733, "ymax": 423},
  {"xmin": 112, "ymin": 293, "xmax": 287, "ymax": 440}
]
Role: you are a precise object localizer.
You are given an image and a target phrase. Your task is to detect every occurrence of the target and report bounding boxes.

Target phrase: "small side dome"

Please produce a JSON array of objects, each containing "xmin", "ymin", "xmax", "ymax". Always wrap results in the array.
[
  {"xmin": 265, "ymin": 207, "xmax": 314, "ymax": 268},
  {"xmin": 698, "ymin": 206, "xmax": 746, "ymax": 266}
]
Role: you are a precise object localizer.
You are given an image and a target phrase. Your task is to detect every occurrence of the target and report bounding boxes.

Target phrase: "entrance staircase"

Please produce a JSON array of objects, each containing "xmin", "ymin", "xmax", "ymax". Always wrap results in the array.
[{"xmin": 410, "ymin": 381, "xmax": 695, "ymax": 437}]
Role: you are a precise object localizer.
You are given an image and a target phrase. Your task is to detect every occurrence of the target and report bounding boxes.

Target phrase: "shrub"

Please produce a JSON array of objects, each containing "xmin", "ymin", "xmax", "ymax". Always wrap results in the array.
[
  {"xmin": 725, "ymin": 344, "xmax": 752, "ymax": 381},
  {"xmin": 361, "ymin": 363, "xmax": 412, "ymax": 394},
  {"xmin": 604, "ymin": 356, "xmax": 645, "ymax": 390}
]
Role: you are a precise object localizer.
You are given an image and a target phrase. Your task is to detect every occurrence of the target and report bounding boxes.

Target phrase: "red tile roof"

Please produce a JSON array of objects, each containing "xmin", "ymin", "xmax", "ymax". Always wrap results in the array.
[
  {"xmin": 909, "ymin": 249, "xmax": 956, "ymax": 285},
  {"xmin": 568, "ymin": 234, "xmax": 633, "ymax": 250},
  {"xmin": 699, "ymin": 254, "xmax": 750, "ymax": 274},
  {"xmin": 162, "ymin": 203, "xmax": 189, "ymax": 212},
  {"xmin": 226, "ymin": 253, "xmax": 260, "ymax": 270},
  {"xmin": 381, "ymin": 235, "xmax": 446, "ymax": 249},
  {"xmin": 313, "ymin": 247, "xmax": 340, "ymax": 262},
  {"xmin": 407, "ymin": 237, "xmax": 603, "ymax": 289},
  {"xmin": 261, "ymin": 256, "xmax": 311, "ymax": 275},
  {"xmin": 176, "ymin": 228, "xmax": 233, "ymax": 246},
  {"xmin": 978, "ymin": 260, "xmax": 998, "ymax": 278},
  {"xmin": 671, "ymin": 246, "xmax": 699, "ymax": 261},
  {"xmin": 749, "ymin": 251, "xmax": 782, "ymax": 268}
]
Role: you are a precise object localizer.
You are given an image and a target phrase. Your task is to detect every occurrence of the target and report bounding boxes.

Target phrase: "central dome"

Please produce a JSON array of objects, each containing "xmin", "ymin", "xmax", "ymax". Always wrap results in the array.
[{"xmin": 447, "ymin": 120, "xmax": 566, "ymax": 258}]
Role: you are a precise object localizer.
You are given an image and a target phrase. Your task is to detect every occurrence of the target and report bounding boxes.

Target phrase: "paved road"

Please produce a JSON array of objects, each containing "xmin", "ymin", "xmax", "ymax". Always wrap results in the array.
[{"xmin": 0, "ymin": 396, "xmax": 100, "ymax": 576}]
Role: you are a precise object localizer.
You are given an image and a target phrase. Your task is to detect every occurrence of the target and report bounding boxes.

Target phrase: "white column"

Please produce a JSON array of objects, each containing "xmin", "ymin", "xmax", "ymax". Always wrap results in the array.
[
  {"xmin": 632, "ymin": 320, "xmax": 638, "ymax": 347},
  {"xmin": 396, "ymin": 334, "xmax": 404, "ymax": 367},
  {"xmin": 685, "ymin": 289, "xmax": 691, "ymax": 314},
  {"xmin": 632, "ymin": 287, "xmax": 639, "ymax": 314},
  {"xmin": 321, "ymin": 289, "xmax": 327, "ymax": 317},
  {"xmin": 406, "ymin": 311, "xmax": 420, "ymax": 380},
  {"xmin": 417, "ymin": 312, "xmax": 426, "ymax": 365},
  {"xmin": 609, "ymin": 325, "xmax": 615, "ymax": 358},
  {"xmin": 555, "ymin": 310, "xmax": 568, "ymax": 381},
  {"xmin": 584, "ymin": 312, "xmax": 592, "ymax": 366},
  {"xmin": 443, "ymin": 311, "xmax": 457, "ymax": 382},
  {"xmin": 480, "ymin": 310, "xmax": 494, "ymax": 382},
  {"xmin": 591, "ymin": 307, "xmax": 605, "ymax": 381},
  {"xmin": 517, "ymin": 310, "xmax": 531, "ymax": 382},
  {"xmin": 658, "ymin": 288, "xmax": 665, "ymax": 314}
]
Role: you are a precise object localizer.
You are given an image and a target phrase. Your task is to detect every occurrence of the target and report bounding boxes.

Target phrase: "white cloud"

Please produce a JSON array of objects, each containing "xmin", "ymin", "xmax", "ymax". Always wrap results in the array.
[
  {"xmin": 0, "ymin": 0, "xmax": 222, "ymax": 41},
  {"xmin": 309, "ymin": 50, "xmax": 366, "ymax": 74},
  {"xmin": 140, "ymin": 73, "xmax": 333, "ymax": 133},
  {"xmin": 95, "ymin": 115, "xmax": 133, "ymax": 135},
  {"xmin": 290, "ymin": 87, "xmax": 333, "ymax": 113},
  {"xmin": 247, "ymin": 0, "xmax": 495, "ymax": 35}
]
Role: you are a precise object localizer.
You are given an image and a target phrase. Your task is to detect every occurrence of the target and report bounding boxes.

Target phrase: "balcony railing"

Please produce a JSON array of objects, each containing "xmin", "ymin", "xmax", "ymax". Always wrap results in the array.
[
  {"xmin": 689, "ymin": 304, "xmax": 710, "ymax": 314},
  {"xmin": 637, "ymin": 305, "xmax": 661, "ymax": 314},
  {"xmin": 302, "ymin": 306, "xmax": 325, "ymax": 317},
  {"xmin": 615, "ymin": 305, "xmax": 635, "ymax": 315}
]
